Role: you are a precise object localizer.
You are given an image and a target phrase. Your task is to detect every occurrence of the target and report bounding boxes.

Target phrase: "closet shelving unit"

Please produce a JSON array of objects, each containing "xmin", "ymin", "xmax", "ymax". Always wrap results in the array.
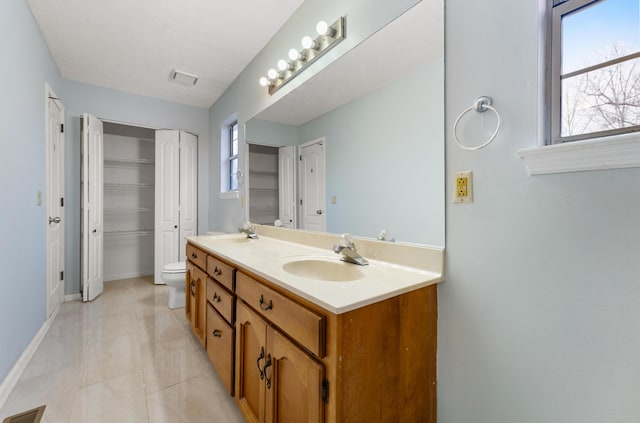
[
  {"xmin": 248, "ymin": 145, "xmax": 279, "ymax": 225},
  {"xmin": 103, "ymin": 129, "xmax": 155, "ymax": 281}
]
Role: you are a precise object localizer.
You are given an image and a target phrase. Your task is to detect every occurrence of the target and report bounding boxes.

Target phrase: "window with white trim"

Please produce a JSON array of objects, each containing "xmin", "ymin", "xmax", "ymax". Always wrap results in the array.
[
  {"xmin": 548, "ymin": 0, "xmax": 640, "ymax": 144},
  {"xmin": 228, "ymin": 121, "xmax": 239, "ymax": 191}
]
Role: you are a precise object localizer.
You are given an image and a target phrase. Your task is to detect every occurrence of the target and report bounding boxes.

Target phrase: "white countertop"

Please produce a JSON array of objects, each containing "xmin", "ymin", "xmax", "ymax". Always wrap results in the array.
[{"xmin": 187, "ymin": 232, "xmax": 443, "ymax": 314}]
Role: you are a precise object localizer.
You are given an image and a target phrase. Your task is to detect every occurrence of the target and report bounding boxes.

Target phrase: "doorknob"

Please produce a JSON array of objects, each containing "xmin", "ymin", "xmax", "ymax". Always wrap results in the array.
[
  {"xmin": 316, "ymin": 210, "xmax": 323, "ymax": 215},
  {"xmin": 49, "ymin": 216, "xmax": 61, "ymax": 224}
]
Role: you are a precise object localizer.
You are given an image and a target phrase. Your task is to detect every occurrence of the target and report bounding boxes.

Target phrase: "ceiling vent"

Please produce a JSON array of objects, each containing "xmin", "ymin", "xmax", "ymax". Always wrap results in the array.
[{"xmin": 170, "ymin": 70, "xmax": 198, "ymax": 86}]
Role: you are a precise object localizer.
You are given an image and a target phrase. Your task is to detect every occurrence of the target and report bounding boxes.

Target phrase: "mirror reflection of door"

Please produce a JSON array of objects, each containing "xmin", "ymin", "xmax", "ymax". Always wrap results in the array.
[
  {"xmin": 278, "ymin": 145, "xmax": 296, "ymax": 228},
  {"xmin": 299, "ymin": 138, "xmax": 326, "ymax": 232}
]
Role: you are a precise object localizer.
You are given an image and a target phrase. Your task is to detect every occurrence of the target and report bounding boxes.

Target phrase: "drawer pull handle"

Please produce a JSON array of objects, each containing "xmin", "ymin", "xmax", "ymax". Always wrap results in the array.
[
  {"xmin": 190, "ymin": 281, "xmax": 196, "ymax": 296},
  {"xmin": 264, "ymin": 354, "xmax": 273, "ymax": 389},
  {"xmin": 214, "ymin": 267, "xmax": 222, "ymax": 276},
  {"xmin": 212, "ymin": 293, "xmax": 221, "ymax": 303},
  {"xmin": 259, "ymin": 295, "xmax": 273, "ymax": 311},
  {"xmin": 212, "ymin": 329, "xmax": 222, "ymax": 338},
  {"xmin": 191, "ymin": 252, "xmax": 197, "ymax": 259},
  {"xmin": 257, "ymin": 347, "xmax": 265, "ymax": 380}
]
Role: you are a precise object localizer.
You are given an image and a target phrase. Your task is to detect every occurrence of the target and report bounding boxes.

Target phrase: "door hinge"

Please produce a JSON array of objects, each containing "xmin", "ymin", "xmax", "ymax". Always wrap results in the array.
[
  {"xmin": 300, "ymin": 199, "xmax": 303, "ymax": 206},
  {"xmin": 60, "ymin": 271, "xmax": 64, "ymax": 281},
  {"xmin": 60, "ymin": 197, "xmax": 64, "ymax": 207},
  {"xmin": 322, "ymin": 379, "xmax": 329, "ymax": 403},
  {"xmin": 299, "ymin": 155, "xmax": 302, "ymax": 161},
  {"xmin": 60, "ymin": 123, "xmax": 64, "ymax": 133}
]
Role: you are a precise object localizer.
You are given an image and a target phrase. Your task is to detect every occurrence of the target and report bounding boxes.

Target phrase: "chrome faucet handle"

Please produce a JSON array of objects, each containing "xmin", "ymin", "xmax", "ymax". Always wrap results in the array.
[{"xmin": 340, "ymin": 233, "xmax": 356, "ymax": 249}]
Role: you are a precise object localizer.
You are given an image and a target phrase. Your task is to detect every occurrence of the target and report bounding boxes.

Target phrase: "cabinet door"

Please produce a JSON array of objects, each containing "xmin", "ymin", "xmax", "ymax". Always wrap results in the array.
[
  {"xmin": 236, "ymin": 302, "xmax": 267, "ymax": 423},
  {"xmin": 265, "ymin": 327, "xmax": 325, "ymax": 423},
  {"xmin": 188, "ymin": 265, "xmax": 206, "ymax": 346}
]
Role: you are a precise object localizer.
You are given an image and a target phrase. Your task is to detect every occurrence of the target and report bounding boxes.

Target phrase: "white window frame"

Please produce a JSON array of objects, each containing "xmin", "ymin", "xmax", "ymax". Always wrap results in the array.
[
  {"xmin": 218, "ymin": 117, "xmax": 240, "ymax": 199},
  {"xmin": 519, "ymin": 0, "xmax": 640, "ymax": 175}
]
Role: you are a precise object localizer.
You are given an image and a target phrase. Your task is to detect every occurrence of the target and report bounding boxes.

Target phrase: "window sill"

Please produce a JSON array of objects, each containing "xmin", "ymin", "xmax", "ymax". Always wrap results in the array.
[
  {"xmin": 218, "ymin": 191, "xmax": 240, "ymax": 200},
  {"xmin": 518, "ymin": 133, "xmax": 640, "ymax": 175}
]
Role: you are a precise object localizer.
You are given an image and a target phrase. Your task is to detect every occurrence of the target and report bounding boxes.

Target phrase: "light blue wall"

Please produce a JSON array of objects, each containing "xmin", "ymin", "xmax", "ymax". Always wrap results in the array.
[
  {"xmin": 245, "ymin": 119, "xmax": 299, "ymax": 147},
  {"xmin": 209, "ymin": 0, "xmax": 421, "ymax": 233},
  {"xmin": 300, "ymin": 61, "xmax": 444, "ymax": 245},
  {"xmin": 62, "ymin": 80, "xmax": 210, "ymax": 295},
  {"xmin": 441, "ymin": 1, "xmax": 640, "ymax": 422},
  {"xmin": 0, "ymin": 0, "xmax": 64, "ymax": 383}
]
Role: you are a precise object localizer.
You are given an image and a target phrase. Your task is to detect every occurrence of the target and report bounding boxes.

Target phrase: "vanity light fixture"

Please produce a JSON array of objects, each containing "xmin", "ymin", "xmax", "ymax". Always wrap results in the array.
[{"xmin": 259, "ymin": 16, "xmax": 346, "ymax": 95}]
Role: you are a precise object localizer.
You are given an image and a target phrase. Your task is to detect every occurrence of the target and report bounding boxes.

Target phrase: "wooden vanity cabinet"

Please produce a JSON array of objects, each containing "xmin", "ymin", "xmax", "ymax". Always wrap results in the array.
[
  {"xmin": 236, "ymin": 301, "xmax": 325, "ymax": 423},
  {"xmin": 234, "ymin": 269, "xmax": 438, "ymax": 423}
]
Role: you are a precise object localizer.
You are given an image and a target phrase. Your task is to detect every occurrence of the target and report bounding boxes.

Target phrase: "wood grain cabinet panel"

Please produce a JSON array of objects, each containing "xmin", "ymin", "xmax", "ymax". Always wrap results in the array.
[
  {"xmin": 207, "ymin": 255, "xmax": 235, "ymax": 291},
  {"xmin": 236, "ymin": 272, "xmax": 325, "ymax": 358},
  {"xmin": 186, "ymin": 243, "xmax": 206, "ymax": 270},
  {"xmin": 207, "ymin": 303, "xmax": 235, "ymax": 395},
  {"xmin": 207, "ymin": 277, "xmax": 234, "ymax": 323},
  {"xmin": 236, "ymin": 301, "xmax": 325, "ymax": 423}
]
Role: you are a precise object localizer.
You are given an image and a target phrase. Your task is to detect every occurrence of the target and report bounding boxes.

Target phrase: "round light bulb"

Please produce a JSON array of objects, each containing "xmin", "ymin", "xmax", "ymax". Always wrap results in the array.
[
  {"xmin": 267, "ymin": 68, "xmax": 279, "ymax": 79},
  {"xmin": 301, "ymin": 35, "xmax": 315, "ymax": 50},
  {"xmin": 289, "ymin": 48, "xmax": 301, "ymax": 61},
  {"xmin": 316, "ymin": 21, "xmax": 329, "ymax": 35},
  {"xmin": 259, "ymin": 77, "xmax": 270, "ymax": 87},
  {"xmin": 277, "ymin": 59, "xmax": 289, "ymax": 71}
]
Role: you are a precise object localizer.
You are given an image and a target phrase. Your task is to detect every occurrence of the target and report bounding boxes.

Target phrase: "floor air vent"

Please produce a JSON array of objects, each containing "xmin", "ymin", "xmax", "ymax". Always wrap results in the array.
[{"xmin": 2, "ymin": 406, "xmax": 45, "ymax": 423}]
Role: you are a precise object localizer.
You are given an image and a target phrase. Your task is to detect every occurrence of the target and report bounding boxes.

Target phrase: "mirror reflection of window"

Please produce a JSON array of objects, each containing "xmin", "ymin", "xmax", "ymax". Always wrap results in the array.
[{"xmin": 229, "ymin": 121, "xmax": 239, "ymax": 191}]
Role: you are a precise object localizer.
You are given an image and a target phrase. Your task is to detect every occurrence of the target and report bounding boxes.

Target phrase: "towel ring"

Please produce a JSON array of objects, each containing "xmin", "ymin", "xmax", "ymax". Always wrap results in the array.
[{"xmin": 453, "ymin": 96, "xmax": 501, "ymax": 151}]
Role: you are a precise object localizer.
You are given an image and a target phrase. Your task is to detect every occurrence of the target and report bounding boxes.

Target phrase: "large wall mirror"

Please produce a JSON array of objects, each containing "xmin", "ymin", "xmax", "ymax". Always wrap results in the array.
[{"xmin": 244, "ymin": 0, "xmax": 444, "ymax": 246}]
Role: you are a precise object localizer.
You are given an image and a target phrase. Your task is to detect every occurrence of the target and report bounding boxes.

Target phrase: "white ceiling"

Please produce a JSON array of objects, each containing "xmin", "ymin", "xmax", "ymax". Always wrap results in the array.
[
  {"xmin": 27, "ymin": 0, "xmax": 304, "ymax": 108},
  {"xmin": 255, "ymin": 0, "xmax": 444, "ymax": 126}
]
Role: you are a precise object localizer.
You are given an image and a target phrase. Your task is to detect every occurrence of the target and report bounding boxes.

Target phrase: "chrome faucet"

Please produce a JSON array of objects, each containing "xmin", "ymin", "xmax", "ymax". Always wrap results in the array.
[
  {"xmin": 333, "ymin": 233, "xmax": 369, "ymax": 266},
  {"xmin": 239, "ymin": 222, "xmax": 259, "ymax": 239}
]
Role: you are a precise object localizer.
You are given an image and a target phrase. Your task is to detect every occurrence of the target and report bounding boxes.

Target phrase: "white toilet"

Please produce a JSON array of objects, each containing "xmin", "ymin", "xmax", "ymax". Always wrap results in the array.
[{"xmin": 161, "ymin": 261, "xmax": 186, "ymax": 309}]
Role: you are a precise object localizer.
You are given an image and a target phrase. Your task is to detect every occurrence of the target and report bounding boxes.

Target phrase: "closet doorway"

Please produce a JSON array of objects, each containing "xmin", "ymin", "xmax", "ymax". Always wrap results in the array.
[{"xmin": 81, "ymin": 117, "xmax": 197, "ymax": 301}]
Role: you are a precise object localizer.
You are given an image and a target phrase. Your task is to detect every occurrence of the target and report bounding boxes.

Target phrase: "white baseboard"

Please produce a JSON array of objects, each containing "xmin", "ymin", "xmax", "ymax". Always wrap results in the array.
[
  {"xmin": 64, "ymin": 293, "xmax": 81, "ymax": 302},
  {"xmin": 0, "ymin": 307, "xmax": 58, "ymax": 410}
]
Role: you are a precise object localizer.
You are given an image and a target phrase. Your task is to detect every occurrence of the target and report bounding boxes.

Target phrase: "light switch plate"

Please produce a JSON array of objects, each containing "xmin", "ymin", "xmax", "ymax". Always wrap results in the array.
[{"xmin": 453, "ymin": 171, "xmax": 473, "ymax": 203}]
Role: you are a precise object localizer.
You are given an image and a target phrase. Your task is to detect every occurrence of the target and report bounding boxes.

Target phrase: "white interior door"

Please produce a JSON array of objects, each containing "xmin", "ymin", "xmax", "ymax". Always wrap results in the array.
[
  {"xmin": 299, "ymin": 139, "xmax": 326, "ymax": 232},
  {"xmin": 81, "ymin": 113, "xmax": 104, "ymax": 301},
  {"xmin": 46, "ymin": 86, "xmax": 65, "ymax": 317},
  {"xmin": 278, "ymin": 145, "xmax": 296, "ymax": 228},
  {"xmin": 155, "ymin": 130, "xmax": 180, "ymax": 283},
  {"xmin": 179, "ymin": 131, "xmax": 198, "ymax": 259}
]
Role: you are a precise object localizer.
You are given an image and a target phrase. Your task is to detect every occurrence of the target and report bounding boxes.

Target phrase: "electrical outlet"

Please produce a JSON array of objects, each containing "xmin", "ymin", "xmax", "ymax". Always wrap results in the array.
[{"xmin": 453, "ymin": 171, "xmax": 473, "ymax": 203}]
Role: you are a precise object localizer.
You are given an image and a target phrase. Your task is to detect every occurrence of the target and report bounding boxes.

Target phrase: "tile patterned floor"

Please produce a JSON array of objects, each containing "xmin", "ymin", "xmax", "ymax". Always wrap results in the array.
[{"xmin": 0, "ymin": 276, "xmax": 245, "ymax": 423}]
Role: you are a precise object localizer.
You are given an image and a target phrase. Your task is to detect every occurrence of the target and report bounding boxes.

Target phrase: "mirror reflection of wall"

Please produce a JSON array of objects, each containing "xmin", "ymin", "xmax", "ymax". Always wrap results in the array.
[
  {"xmin": 246, "ymin": 59, "xmax": 444, "ymax": 246},
  {"xmin": 244, "ymin": 0, "xmax": 444, "ymax": 246}
]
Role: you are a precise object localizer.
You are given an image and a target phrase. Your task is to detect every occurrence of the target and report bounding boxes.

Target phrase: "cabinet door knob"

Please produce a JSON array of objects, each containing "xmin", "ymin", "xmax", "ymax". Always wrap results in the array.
[
  {"xmin": 259, "ymin": 295, "xmax": 273, "ymax": 311},
  {"xmin": 212, "ymin": 293, "xmax": 221, "ymax": 303},
  {"xmin": 212, "ymin": 329, "xmax": 222, "ymax": 338},
  {"xmin": 190, "ymin": 280, "xmax": 196, "ymax": 296},
  {"xmin": 256, "ymin": 347, "xmax": 265, "ymax": 380}
]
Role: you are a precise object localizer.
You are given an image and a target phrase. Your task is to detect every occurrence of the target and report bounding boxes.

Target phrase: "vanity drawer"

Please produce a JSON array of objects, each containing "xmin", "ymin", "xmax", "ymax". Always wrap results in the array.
[
  {"xmin": 207, "ymin": 255, "xmax": 235, "ymax": 291},
  {"xmin": 207, "ymin": 277, "xmax": 234, "ymax": 324},
  {"xmin": 206, "ymin": 303, "xmax": 235, "ymax": 396},
  {"xmin": 236, "ymin": 272, "xmax": 325, "ymax": 357},
  {"xmin": 186, "ymin": 243, "xmax": 207, "ymax": 270}
]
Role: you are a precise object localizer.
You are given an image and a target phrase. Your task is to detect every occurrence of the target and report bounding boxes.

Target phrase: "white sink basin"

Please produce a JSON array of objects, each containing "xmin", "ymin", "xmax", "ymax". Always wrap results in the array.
[{"xmin": 282, "ymin": 257, "xmax": 364, "ymax": 282}]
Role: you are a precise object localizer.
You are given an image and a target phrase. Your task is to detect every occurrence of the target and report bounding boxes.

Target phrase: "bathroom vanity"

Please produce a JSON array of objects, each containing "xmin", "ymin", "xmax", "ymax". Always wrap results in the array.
[{"xmin": 185, "ymin": 226, "xmax": 443, "ymax": 423}]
